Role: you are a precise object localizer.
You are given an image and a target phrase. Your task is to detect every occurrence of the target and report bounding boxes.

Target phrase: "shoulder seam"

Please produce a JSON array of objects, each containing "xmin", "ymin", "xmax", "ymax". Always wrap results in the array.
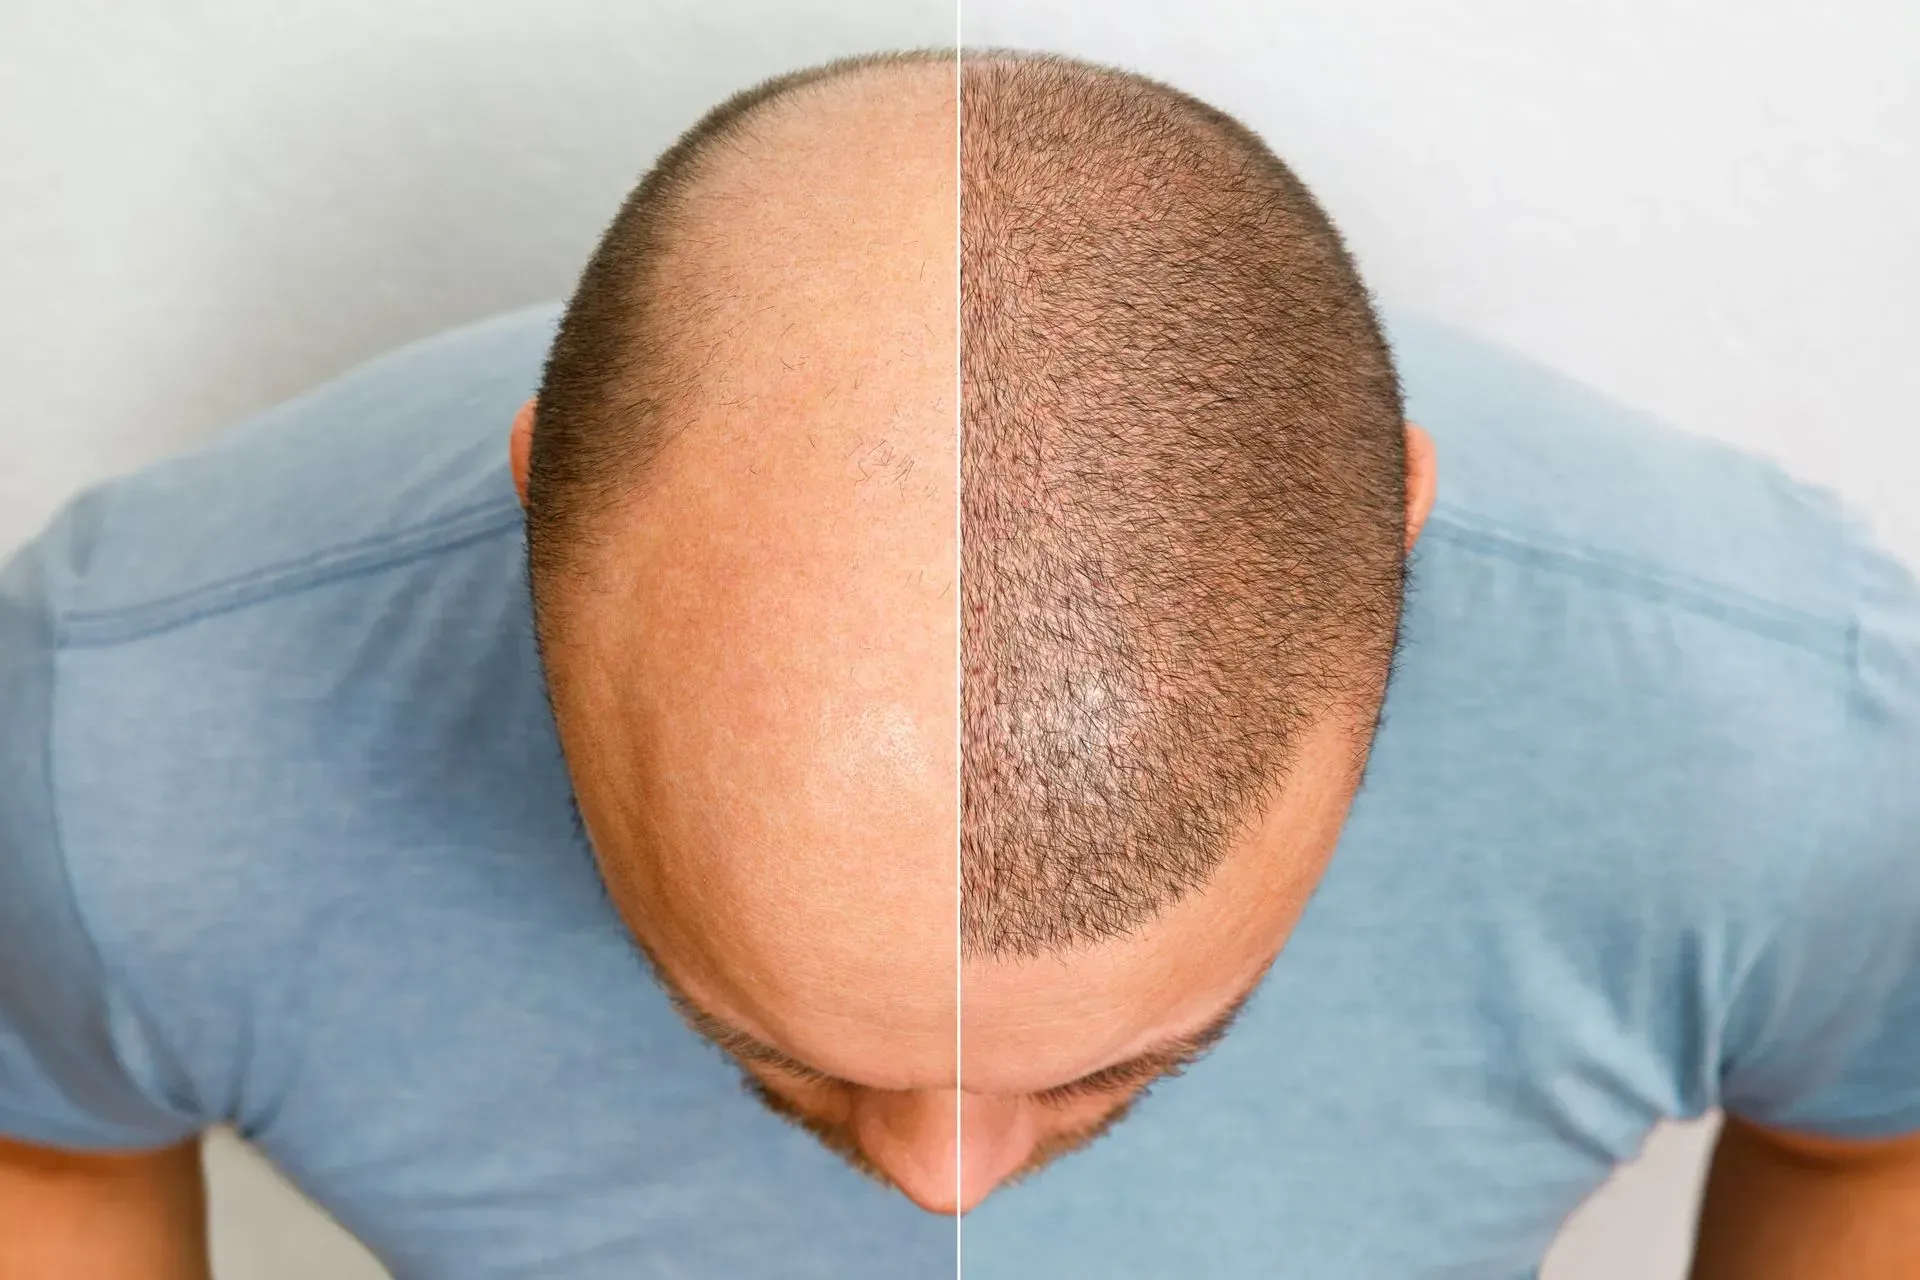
[
  {"xmin": 56, "ymin": 498, "xmax": 525, "ymax": 649},
  {"xmin": 1424, "ymin": 507, "xmax": 1850, "ymax": 663}
]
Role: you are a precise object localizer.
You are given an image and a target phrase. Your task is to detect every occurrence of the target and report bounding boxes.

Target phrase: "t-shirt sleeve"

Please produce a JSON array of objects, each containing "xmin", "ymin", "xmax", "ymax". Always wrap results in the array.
[
  {"xmin": 0, "ymin": 519, "xmax": 203, "ymax": 1150},
  {"xmin": 1718, "ymin": 513, "xmax": 1920, "ymax": 1140}
]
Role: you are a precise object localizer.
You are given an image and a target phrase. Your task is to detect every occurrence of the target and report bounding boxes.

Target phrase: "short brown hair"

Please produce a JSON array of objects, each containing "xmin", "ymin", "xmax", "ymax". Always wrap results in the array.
[{"xmin": 959, "ymin": 53, "xmax": 1408, "ymax": 957}]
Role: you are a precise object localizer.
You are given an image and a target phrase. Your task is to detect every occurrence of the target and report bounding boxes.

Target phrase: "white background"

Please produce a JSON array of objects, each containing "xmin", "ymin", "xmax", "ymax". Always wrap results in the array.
[{"xmin": 3, "ymin": 2, "xmax": 1914, "ymax": 1277}]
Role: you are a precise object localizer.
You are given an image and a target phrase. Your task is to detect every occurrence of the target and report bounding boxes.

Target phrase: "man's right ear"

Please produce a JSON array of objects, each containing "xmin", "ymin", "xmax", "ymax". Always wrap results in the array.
[
  {"xmin": 510, "ymin": 397, "xmax": 537, "ymax": 509},
  {"xmin": 1402, "ymin": 421, "xmax": 1437, "ymax": 553}
]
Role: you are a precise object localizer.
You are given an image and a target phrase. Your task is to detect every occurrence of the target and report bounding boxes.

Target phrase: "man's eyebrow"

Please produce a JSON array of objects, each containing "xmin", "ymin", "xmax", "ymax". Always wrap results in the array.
[
  {"xmin": 632, "ymin": 930, "xmax": 1266, "ymax": 1099},
  {"xmin": 670, "ymin": 988, "xmax": 858, "ymax": 1086},
  {"xmin": 1030, "ymin": 978, "xmax": 1263, "ymax": 1104},
  {"xmin": 631, "ymin": 939, "xmax": 863, "ymax": 1087}
]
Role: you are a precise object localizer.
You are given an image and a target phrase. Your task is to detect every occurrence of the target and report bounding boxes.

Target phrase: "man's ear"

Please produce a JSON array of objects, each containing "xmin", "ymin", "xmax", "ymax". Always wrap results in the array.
[
  {"xmin": 1404, "ymin": 422, "xmax": 1437, "ymax": 553},
  {"xmin": 509, "ymin": 397, "xmax": 536, "ymax": 509}
]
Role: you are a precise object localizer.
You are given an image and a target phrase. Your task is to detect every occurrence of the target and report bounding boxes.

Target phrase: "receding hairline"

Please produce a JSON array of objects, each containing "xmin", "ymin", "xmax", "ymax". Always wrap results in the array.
[
  {"xmin": 666, "ymin": 48, "xmax": 954, "ymax": 161},
  {"xmin": 524, "ymin": 48, "xmax": 956, "ymax": 601},
  {"xmin": 592, "ymin": 49, "xmax": 957, "ymax": 259}
]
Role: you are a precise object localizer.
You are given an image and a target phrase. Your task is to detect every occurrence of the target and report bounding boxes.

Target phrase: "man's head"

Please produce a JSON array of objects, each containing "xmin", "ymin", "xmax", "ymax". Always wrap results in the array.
[{"xmin": 510, "ymin": 51, "xmax": 1435, "ymax": 1214}]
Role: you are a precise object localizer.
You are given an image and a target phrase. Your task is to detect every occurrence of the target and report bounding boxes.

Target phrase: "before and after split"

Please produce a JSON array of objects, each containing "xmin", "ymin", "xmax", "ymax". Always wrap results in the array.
[{"xmin": 2, "ymin": 3, "xmax": 1917, "ymax": 1278}]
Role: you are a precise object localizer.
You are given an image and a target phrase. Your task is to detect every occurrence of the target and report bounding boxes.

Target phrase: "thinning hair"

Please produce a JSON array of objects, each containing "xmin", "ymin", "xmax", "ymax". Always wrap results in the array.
[
  {"xmin": 958, "ymin": 54, "xmax": 1408, "ymax": 957},
  {"xmin": 524, "ymin": 50, "xmax": 1409, "ymax": 960},
  {"xmin": 524, "ymin": 49, "xmax": 951, "ymax": 609}
]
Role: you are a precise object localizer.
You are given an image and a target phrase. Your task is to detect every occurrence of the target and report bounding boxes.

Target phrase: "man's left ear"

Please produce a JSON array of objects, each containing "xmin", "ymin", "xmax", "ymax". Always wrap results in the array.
[
  {"xmin": 510, "ymin": 397, "xmax": 537, "ymax": 509},
  {"xmin": 1403, "ymin": 421, "xmax": 1437, "ymax": 553}
]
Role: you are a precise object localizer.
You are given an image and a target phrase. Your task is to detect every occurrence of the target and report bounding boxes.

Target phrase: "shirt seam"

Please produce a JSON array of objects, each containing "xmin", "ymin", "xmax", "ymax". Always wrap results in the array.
[
  {"xmin": 1711, "ymin": 533, "xmax": 1866, "ymax": 1123},
  {"xmin": 1424, "ymin": 507, "xmax": 1850, "ymax": 663},
  {"xmin": 40, "ymin": 636, "xmax": 205, "ymax": 1138},
  {"xmin": 54, "ymin": 497, "xmax": 525, "ymax": 650}
]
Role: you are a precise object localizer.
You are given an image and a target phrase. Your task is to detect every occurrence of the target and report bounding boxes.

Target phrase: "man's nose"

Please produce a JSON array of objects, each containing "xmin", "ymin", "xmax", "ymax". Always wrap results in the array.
[{"xmin": 850, "ymin": 1089, "xmax": 1035, "ymax": 1214}]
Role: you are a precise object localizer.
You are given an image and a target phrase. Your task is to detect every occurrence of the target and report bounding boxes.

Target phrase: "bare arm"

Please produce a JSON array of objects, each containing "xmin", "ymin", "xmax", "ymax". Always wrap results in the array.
[
  {"xmin": 0, "ymin": 1134, "xmax": 209, "ymax": 1280},
  {"xmin": 1690, "ymin": 1114, "xmax": 1920, "ymax": 1278}
]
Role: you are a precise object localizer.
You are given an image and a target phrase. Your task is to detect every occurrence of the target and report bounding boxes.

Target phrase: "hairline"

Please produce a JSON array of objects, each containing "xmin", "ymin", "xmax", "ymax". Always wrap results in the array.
[{"xmin": 523, "ymin": 46, "xmax": 955, "ymax": 614}]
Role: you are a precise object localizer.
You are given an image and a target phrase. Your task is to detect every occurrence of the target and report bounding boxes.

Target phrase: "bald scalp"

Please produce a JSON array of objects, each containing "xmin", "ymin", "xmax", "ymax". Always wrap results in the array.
[
  {"xmin": 524, "ymin": 51, "xmax": 960, "ymax": 1019},
  {"xmin": 525, "ymin": 49, "xmax": 953, "ymax": 609},
  {"xmin": 959, "ymin": 54, "xmax": 1407, "ymax": 957}
]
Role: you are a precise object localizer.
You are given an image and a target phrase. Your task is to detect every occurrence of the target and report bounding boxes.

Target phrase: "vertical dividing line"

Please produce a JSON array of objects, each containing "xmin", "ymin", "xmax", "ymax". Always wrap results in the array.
[{"xmin": 950, "ymin": 24, "xmax": 965, "ymax": 1280}]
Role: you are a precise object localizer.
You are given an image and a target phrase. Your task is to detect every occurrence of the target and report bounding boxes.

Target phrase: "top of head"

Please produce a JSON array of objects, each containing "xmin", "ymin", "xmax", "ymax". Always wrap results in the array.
[{"xmin": 525, "ymin": 51, "xmax": 1407, "ymax": 973}]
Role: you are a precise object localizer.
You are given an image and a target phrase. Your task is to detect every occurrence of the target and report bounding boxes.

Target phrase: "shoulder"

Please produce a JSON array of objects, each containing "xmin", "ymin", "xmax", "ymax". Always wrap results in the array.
[
  {"xmin": 1375, "ymin": 307, "xmax": 1919, "ymax": 943},
  {"xmin": 0, "ymin": 305, "xmax": 572, "ymax": 1137},
  {"xmin": 1382, "ymin": 308, "xmax": 1920, "ymax": 790},
  {"xmin": 0, "ymin": 514, "xmax": 200, "ymax": 1146},
  {"xmin": 36, "ymin": 302, "xmax": 561, "ymax": 642},
  {"xmin": 1375, "ymin": 313, "xmax": 1920, "ymax": 1131},
  {"xmin": 1383, "ymin": 307, "xmax": 1857, "ymax": 656}
]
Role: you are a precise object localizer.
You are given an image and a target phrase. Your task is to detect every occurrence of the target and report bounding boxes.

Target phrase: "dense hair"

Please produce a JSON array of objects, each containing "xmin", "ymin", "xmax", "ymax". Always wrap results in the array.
[
  {"xmin": 524, "ymin": 49, "xmax": 950, "ymax": 614},
  {"xmin": 959, "ymin": 54, "xmax": 1408, "ymax": 957}
]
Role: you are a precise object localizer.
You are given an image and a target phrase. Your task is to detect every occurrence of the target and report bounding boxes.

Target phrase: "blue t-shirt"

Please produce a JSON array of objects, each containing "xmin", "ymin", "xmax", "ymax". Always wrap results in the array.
[{"xmin": 3, "ymin": 304, "xmax": 1917, "ymax": 1279}]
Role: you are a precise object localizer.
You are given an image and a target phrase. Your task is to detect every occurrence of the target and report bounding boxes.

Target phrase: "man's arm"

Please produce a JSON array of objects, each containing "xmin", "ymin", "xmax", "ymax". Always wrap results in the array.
[
  {"xmin": 0, "ymin": 1134, "xmax": 209, "ymax": 1280},
  {"xmin": 1689, "ymin": 1114, "xmax": 1920, "ymax": 1279}
]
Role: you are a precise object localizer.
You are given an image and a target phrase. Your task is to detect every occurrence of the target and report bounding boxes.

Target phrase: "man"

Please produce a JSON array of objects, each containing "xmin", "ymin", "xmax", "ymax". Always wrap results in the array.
[{"xmin": 2, "ymin": 48, "xmax": 1916, "ymax": 1280}]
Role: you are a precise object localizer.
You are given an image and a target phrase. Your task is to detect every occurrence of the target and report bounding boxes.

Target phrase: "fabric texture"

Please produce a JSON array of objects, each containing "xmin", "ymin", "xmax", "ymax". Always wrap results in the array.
[{"xmin": 2, "ymin": 303, "xmax": 1914, "ymax": 1278}]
